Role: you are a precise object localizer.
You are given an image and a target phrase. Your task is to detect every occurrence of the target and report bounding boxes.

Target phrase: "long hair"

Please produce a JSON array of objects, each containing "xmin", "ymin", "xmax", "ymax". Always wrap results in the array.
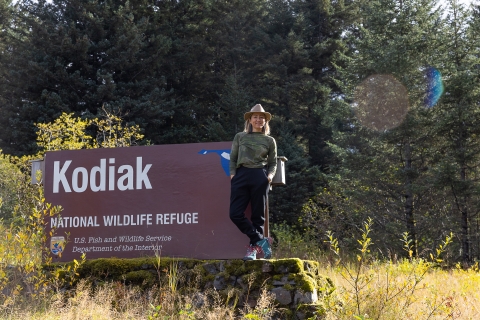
[{"xmin": 243, "ymin": 119, "xmax": 270, "ymax": 135}]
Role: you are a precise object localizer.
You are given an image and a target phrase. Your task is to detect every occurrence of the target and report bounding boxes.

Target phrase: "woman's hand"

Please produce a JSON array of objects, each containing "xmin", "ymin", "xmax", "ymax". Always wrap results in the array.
[
  {"xmin": 267, "ymin": 174, "xmax": 273, "ymax": 183},
  {"xmin": 230, "ymin": 175, "xmax": 235, "ymax": 180}
]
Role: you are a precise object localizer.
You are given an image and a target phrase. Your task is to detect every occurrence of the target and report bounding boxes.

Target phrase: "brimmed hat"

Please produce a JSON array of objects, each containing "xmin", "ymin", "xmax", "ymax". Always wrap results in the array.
[{"xmin": 244, "ymin": 104, "xmax": 272, "ymax": 122}]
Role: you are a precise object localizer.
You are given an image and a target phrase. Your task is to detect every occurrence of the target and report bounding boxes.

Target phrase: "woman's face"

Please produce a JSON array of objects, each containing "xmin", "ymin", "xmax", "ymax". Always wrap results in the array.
[{"xmin": 249, "ymin": 113, "xmax": 266, "ymax": 132}]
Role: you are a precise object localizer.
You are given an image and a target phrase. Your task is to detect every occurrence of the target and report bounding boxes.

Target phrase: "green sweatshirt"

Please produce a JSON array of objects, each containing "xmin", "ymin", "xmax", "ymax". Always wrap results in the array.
[{"xmin": 229, "ymin": 132, "xmax": 277, "ymax": 176}]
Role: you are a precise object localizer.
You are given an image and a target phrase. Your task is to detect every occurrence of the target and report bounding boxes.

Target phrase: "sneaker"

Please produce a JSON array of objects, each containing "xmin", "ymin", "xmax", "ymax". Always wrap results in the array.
[
  {"xmin": 256, "ymin": 237, "xmax": 273, "ymax": 259},
  {"xmin": 243, "ymin": 244, "xmax": 260, "ymax": 261}
]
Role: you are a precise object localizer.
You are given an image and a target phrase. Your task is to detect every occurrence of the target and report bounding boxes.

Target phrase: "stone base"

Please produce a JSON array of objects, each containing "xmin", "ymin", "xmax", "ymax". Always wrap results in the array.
[{"xmin": 53, "ymin": 257, "xmax": 335, "ymax": 319}]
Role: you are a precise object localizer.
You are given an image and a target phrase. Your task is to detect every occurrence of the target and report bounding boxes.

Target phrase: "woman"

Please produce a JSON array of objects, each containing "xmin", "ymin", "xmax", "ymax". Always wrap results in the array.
[{"xmin": 229, "ymin": 104, "xmax": 277, "ymax": 260}]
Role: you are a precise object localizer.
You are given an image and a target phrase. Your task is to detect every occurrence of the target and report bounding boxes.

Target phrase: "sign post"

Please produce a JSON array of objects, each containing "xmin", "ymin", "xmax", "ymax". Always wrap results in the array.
[{"xmin": 265, "ymin": 156, "xmax": 288, "ymax": 238}]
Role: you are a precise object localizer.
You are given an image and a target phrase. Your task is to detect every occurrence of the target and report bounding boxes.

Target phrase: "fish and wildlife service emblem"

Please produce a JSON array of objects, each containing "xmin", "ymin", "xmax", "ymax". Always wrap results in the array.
[{"xmin": 50, "ymin": 236, "xmax": 65, "ymax": 255}]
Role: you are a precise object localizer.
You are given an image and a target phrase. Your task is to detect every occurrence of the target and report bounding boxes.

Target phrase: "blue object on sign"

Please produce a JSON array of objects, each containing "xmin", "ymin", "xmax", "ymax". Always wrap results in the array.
[{"xmin": 198, "ymin": 149, "xmax": 231, "ymax": 176}]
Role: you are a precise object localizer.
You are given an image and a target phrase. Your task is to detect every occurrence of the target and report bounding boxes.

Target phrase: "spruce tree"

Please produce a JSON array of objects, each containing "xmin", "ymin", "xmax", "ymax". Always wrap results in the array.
[
  {"xmin": 243, "ymin": 0, "xmax": 364, "ymax": 225},
  {"xmin": 0, "ymin": 0, "xmax": 174, "ymax": 154},
  {"xmin": 429, "ymin": 0, "xmax": 480, "ymax": 261},
  {"xmin": 330, "ymin": 0, "xmax": 445, "ymax": 255},
  {"xmin": 0, "ymin": 0, "xmax": 21, "ymax": 152}
]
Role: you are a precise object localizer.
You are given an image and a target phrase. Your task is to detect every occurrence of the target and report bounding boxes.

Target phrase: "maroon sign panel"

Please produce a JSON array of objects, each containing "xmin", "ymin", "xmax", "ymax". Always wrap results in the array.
[{"xmin": 44, "ymin": 142, "xmax": 251, "ymax": 261}]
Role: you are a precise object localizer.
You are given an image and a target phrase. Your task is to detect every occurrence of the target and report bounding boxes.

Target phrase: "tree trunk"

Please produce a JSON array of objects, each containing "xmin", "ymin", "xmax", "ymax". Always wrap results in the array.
[
  {"xmin": 460, "ymin": 166, "xmax": 470, "ymax": 262},
  {"xmin": 404, "ymin": 142, "xmax": 417, "ymax": 257}
]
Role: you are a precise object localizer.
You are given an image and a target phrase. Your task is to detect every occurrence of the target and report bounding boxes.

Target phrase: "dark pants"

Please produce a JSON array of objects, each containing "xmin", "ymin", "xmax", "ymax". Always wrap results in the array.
[{"xmin": 230, "ymin": 166, "xmax": 270, "ymax": 245}]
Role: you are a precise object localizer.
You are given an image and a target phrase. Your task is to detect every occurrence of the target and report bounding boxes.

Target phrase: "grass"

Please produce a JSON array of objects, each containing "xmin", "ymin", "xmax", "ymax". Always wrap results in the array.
[
  {"xmin": 1, "ymin": 261, "xmax": 478, "ymax": 319},
  {"xmin": 321, "ymin": 261, "xmax": 480, "ymax": 319},
  {"xmin": 271, "ymin": 221, "xmax": 480, "ymax": 320},
  {"xmin": 1, "ymin": 279, "xmax": 277, "ymax": 320}
]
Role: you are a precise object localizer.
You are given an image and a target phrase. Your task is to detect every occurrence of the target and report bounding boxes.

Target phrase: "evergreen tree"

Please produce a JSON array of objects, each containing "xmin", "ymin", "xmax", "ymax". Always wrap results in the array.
[
  {"xmin": 329, "ymin": 0, "xmax": 445, "ymax": 254},
  {"xmin": 0, "ymin": 0, "xmax": 20, "ymax": 151},
  {"xmin": 429, "ymin": 0, "xmax": 480, "ymax": 261},
  {"xmin": 0, "ymin": 0, "xmax": 174, "ymax": 154},
  {"xmin": 249, "ymin": 0, "xmax": 363, "ymax": 225},
  {"xmin": 194, "ymin": 0, "xmax": 267, "ymax": 140}
]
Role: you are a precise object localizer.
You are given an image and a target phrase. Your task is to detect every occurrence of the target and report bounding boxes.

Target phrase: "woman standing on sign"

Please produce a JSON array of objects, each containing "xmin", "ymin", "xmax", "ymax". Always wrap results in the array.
[{"xmin": 229, "ymin": 104, "xmax": 277, "ymax": 260}]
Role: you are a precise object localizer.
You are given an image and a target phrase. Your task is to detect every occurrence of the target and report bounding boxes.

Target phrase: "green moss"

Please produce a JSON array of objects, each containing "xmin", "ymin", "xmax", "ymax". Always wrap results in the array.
[
  {"xmin": 303, "ymin": 260, "xmax": 320, "ymax": 275},
  {"xmin": 315, "ymin": 275, "xmax": 336, "ymax": 296},
  {"xmin": 288, "ymin": 273, "xmax": 316, "ymax": 292},
  {"xmin": 183, "ymin": 259, "xmax": 199, "ymax": 269},
  {"xmin": 123, "ymin": 270, "xmax": 156, "ymax": 287},
  {"xmin": 305, "ymin": 271, "xmax": 316, "ymax": 280},
  {"xmin": 272, "ymin": 258, "xmax": 303, "ymax": 273},
  {"xmin": 243, "ymin": 260, "xmax": 265, "ymax": 273},
  {"xmin": 281, "ymin": 309, "xmax": 294, "ymax": 320},
  {"xmin": 272, "ymin": 274, "xmax": 283, "ymax": 281},
  {"xmin": 224, "ymin": 260, "xmax": 247, "ymax": 276},
  {"xmin": 75, "ymin": 257, "xmax": 205, "ymax": 282},
  {"xmin": 299, "ymin": 277, "xmax": 316, "ymax": 293},
  {"xmin": 283, "ymin": 283, "xmax": 294, "ymax": 291},
  {"xmin": 240, "ymin": 271, "xmax": 269, "ymax": 291},
  {"xmin": 214, "ymin": 271, "xmax": 232, "ymax": 285},
  {"xmin": 201, "ymin": 274, "xmax": 215, "ymax": 287},
  {"xmin": 296, "ymin": 304, "xmax": 326, "ymax": 318},
  {"xmin": 80, "ymin": 258, "xmax": 129, "ymax": 278}
]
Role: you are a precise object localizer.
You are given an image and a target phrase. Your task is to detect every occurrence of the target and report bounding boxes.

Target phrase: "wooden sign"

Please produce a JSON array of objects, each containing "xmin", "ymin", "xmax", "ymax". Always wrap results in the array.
[{"xmin": 44, "ymin": 142, "xmax": 252, "ymax": 261}]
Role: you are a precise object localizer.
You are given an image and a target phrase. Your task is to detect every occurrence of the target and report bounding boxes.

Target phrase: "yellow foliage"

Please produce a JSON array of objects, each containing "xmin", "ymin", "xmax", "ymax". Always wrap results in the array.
[
  {"xmin": 36, "ymin": 113, "xmax": 92, "ymax": 152},
  {"xmin": 0, "ymin": 188, "xmax": 60, "ymax": 302},
  {"xmin": 0, "ymin": 184, "xmax": 86, "ymax": 311},
  {"xmin": 35, "ymin": 109, "xmax": 144, "ymax": 153},
  {"xmin": 0, "ymin": 108, "xmax": 140, "ymax": 314},
  {"xmin": 92, "ymin": 108, "xmax": 144, "ymax": 148}
]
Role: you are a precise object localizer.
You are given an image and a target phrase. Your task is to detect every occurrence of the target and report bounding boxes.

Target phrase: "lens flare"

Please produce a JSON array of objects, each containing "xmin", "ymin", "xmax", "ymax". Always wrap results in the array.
[
  {"xmin": 353, "ymin": 74, "xmax": 409, "ymax": 131},
  {"xmin": 425, "ymin": 67, "xmax": 444, "ymax": 108}
]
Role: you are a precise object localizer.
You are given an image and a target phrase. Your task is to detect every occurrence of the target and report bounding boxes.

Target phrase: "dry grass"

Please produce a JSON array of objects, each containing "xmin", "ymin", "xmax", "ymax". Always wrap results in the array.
[
  {"xmin": 271, "ymin": 222, "xmax": 480, "ymax": 319},
  {"xmin": 0, "ymin": 261, "xmax": 478, "ymax": 319},
  {"xmin": 0, "ymin": 262, "xmax": 477, "ymax": 320},
  {"xmin": 320, "ymin": 262, "xmax": 480, "ymax": 319},
  {"xmin": 1, "ymin": 278, "xmax": 279, "ymax": 320}
]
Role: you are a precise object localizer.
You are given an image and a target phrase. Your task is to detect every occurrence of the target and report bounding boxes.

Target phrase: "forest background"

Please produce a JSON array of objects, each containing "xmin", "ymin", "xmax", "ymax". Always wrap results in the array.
[{"xmin": 1, "ymin": 0, "xmax": 480, "ymax": 265}]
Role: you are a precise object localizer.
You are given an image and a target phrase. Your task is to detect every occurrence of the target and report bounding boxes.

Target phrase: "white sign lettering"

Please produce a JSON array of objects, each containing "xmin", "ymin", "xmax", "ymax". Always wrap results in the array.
[{"xmin": 53, "ymin": 157, "xmax": 152, "ymax": 193}]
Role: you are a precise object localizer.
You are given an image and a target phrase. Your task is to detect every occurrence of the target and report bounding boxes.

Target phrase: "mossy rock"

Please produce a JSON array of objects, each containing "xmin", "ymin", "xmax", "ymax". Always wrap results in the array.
[
  {"xmin": 200, "ymin": 274, "xmax": 216, "ymax": 288},
  {"xmin": 240, "ymin": 271, "xmax": 269, "ymax": 291},
  {"xmin": 303, "ymin": 260, "xmax": 320, "ymax": 275},
  {"xmin": 123, "ymin": 270, "xmax": 157, "ymax": 287},
  {"xmin": 45, "ymin": 257, "xmax": 337, "ymax": 315},
  {"xmin": 223, "ymin": 259, "xmax": 248, "ymax": 276},
  {"xmin": 316, "ymin": 276, "xmax": 336, "ymax": 297},
  {"xmin": 280, "ymin": 309, "xmax": 295, "ymax": 320},
  {"xmin": 243, "ymin": 259, "xmax": 267, "ymax": 272},
  {"xmin": 272, "ymin": 258, "xmax": 304, "ymax": 273},
  {"xmin": 75, "ymin": 257, "xmax": 203, "ymax": 282},
  {"xmin": 76, "ymin": 257, "xmax": 153, "ymax": 280},
  {"xmin": 283, "ymin": 283, "xmax": 295, "ymax": 291}
]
